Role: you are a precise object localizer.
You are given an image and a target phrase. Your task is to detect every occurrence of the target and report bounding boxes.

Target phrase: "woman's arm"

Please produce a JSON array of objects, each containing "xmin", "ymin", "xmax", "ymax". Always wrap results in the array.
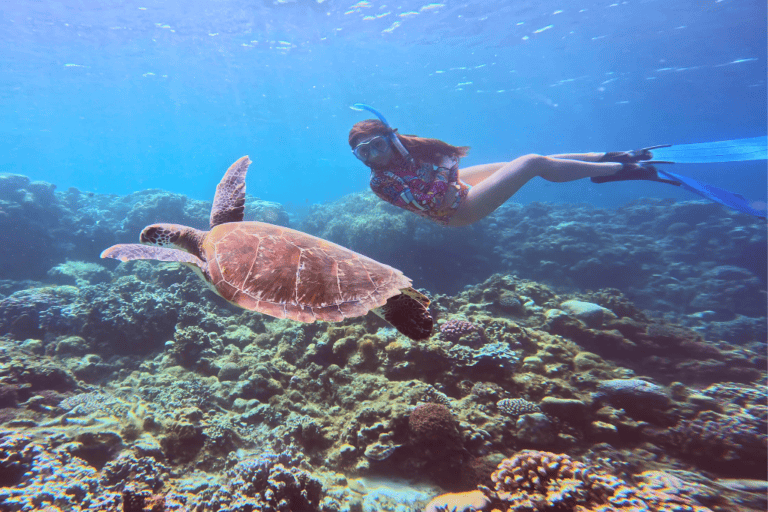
[{"xmin": 418, "ymin": 165, "xmax": 451, "ymax": 208}]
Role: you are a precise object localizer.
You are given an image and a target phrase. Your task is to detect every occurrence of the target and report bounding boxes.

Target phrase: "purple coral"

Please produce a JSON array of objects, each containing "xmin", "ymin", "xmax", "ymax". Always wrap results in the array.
[{"xmin": 440, "ymin": 319, "xmax": 486, "ymax": 346}]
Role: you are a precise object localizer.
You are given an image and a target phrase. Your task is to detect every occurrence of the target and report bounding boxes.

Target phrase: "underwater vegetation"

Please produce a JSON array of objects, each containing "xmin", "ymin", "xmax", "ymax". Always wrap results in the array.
[{"xmin": 0, "ymin": 174, "xmax": 765, "ymax": 511}]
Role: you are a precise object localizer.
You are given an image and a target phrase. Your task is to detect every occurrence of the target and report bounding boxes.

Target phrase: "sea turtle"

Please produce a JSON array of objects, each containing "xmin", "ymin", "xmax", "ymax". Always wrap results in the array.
[{"xmin": 101, "ymin": 156, "xmax": 433, "ymax": 340}]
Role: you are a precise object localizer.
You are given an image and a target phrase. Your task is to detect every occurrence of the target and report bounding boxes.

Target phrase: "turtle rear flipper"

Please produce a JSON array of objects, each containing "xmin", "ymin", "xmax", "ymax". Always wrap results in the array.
[
  {"xmin": 374, "ymin": 287, "xmax": 433, "ymax": 341},
  {"xmin": 101, "ymin": 244, "xmax": 205, "ymax": 268}
]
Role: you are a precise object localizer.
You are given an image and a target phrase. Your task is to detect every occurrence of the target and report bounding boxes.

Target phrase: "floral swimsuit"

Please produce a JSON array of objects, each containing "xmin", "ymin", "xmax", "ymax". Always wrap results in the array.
[{"xmin": 369, "ymin": 155, "xmax": 470, "ymax": 225}]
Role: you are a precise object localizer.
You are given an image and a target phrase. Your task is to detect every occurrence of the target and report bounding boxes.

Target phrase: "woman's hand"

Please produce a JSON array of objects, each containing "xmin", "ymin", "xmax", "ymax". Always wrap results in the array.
[{"xmin": 439, "ymin": 183, "xmax": 460, "ymax": 209}]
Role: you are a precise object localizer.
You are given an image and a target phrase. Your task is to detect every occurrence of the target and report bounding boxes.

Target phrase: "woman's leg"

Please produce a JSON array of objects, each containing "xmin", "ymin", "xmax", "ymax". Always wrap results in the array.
[
  {"xmin": 448, "ymin": 154, "xmax": 621, "ymax": 226},
  {"xmin": 459, "ymin": 163, "xmax": 507, "ymax": 186},
  {"xmin": 547, "ymin": 152, "xmax": 606, "ymax": 162},
  {"xmin": 458, "ymin": 152, "xmax": 606, "ymax": 186}
]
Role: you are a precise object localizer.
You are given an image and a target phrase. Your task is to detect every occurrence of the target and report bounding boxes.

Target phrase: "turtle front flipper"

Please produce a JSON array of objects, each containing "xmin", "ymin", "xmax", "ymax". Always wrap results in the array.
[
  {"xmin": 373, "ymin": 287, "xmax": 433, "ymax": 341},
  {"xmin": 101, "ymin": 244, "xmax": 205, "ymax": 268},
  {"xmin": 210, "ymin": 156, "xmax": 251, "ymax": 228}
]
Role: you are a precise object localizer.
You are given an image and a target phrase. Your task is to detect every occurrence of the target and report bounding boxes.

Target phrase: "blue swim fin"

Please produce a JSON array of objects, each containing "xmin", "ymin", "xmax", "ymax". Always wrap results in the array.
[
  {"xmin": 596, "ymin": 137, "xmax": 767, "ymax": 217},
  {"xmin": 652, "ymin": 136, "xmax": 767, "ymax": 164},
  {"xmin": 657, "ymin": 169, "xmax": 767, "ymax": 218}
]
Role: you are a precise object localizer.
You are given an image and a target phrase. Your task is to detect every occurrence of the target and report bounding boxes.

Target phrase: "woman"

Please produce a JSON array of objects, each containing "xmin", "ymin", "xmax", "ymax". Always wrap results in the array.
[{"xmin": 348, "ymin": 117, "xmax": 675, "ymax": 227}]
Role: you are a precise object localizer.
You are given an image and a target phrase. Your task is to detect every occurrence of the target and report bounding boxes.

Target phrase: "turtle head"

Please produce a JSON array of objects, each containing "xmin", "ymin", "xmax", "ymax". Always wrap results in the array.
[
  {"xmin": 140, "ymin": 224, "xmax": 182, "ymax": 247},
  {"xmin": 140, "ymin": 223, "xmax": 206, "ymax": 259}
]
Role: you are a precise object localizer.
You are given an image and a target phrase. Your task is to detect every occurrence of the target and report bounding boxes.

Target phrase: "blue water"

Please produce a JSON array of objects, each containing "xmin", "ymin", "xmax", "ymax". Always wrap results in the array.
[{"xmin": 1, "ymin": 0, "xmax": 766, "ymax": 213}]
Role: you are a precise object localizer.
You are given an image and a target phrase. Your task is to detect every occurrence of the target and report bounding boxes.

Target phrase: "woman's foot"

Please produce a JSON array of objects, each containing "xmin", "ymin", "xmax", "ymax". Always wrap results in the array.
[
  {"xmin": 599, "ymin": 144, "xmax": 672, "ymax": 164},
  {"xmin": 591, "ymin": 162, "xmax": 681, "ymax": 185}
]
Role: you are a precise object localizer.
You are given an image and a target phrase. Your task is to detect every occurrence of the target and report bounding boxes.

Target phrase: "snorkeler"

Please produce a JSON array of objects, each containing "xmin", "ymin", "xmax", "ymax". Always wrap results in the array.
[{"xmin": 349, "ymin": 104, "xmax": 766, "ymax": 224}]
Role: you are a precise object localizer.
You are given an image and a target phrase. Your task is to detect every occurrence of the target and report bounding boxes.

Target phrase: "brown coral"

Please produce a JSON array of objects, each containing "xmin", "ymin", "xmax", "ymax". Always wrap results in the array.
[{"xmin": 408, "ymin": 403, "xmax": 461, "ymax": 447}]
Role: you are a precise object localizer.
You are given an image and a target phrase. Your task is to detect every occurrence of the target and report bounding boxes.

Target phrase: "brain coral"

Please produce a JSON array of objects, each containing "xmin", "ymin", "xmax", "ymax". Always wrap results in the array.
[{"xmin": 497, "ymin": 292, "xmax": 523, "ymax": 312}]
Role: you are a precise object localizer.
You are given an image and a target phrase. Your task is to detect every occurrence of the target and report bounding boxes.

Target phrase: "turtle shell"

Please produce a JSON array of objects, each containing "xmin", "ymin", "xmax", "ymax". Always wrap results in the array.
[{"xmin": 202, "ymin": 221, "xmax": 411, "ymax": 323}]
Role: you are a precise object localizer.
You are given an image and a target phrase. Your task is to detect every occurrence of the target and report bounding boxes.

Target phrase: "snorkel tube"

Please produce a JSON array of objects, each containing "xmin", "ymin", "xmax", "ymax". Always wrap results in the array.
[{"xmin": 351, "ymin": 103, "xmax": 415, "ymax": 165}]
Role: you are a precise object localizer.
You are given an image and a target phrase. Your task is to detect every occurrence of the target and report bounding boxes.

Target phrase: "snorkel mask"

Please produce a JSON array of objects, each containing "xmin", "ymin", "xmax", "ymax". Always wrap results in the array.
[{"xmin": 351, "ymin": 103, "xmax": 415, "ymax": 165}]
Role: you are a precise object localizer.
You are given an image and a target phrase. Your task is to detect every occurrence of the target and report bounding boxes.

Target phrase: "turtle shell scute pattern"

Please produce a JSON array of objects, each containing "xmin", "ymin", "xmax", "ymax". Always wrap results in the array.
[{"xmin": 204, "ymin": 222, "xmax": 411, "ymax": 323}]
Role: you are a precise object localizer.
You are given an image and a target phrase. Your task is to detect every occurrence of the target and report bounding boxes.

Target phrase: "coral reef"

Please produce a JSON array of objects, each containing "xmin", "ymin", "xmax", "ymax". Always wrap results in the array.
[
  {"xmin": 408, "ymin": 403, "xmax": 461, "ymax": 447},
  {"xmin": 0, "ymin": 286, "xmax": 82, "ymax": 341},
  {"xmin": 0, "ymin": 177, "xmax": 764, "ymax": 511},
  {"xmin": 298, "ymin": 195, "xmax": 766, "ymax": 327},
  {"xmin": 646, "ymin": 382, "xmax": 767, "ymax": 475},
  {"xmin": 0, "ymin": 175, "xmax": 290, "ymax": 283},
  {"xmin": 497, "ymin": 398, "xmax": 541, "ymax": 416},
  {"xmin": 1, "ymin": 176, "xmax": 764, "ymax": 328},
  {"xmin": 47, "ymin": 261, "xmax": 112, "ymax": 288},
  {"xmin": 227, "ymin": 451, "xmax": 323, "ymax": 510},
  {"xmin": 485, "ymin": 450, "xmax": 714, "ymax": 511},
  {"xmin": 593, "ymin": 379, "xmax": 671, "ymax": 411},
  {"xmin": 439, "ymin": 319, "xmax": 487, "ymax": 347},
  {"xmin": 0, "ymin": 432, "xmax": 122, "ymax": 511}
]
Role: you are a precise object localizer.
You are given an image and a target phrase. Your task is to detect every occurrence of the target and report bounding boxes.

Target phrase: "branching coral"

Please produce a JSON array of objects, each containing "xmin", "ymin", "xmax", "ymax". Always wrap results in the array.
[
  {"xmin": 102, "ymin": 453, "xmax": 170, "ymax": 493},
  {"xmin": 46, "ymin": 391, "xmax": 152, "ymax": 441},
  {"xmin": 484, "ymin": 450, "xmax": 714, "ymax": 511},
  {"xmin": 420, "ymin": 387, "xmax": 451, "ymax": 407},
  {"xmin": 645, "ymin": 382, "xmax": 767, "ymax": 474},
  {"xmin": 228, "ymin": 451, "xmax": 323, "ymax": 510},
  {"xmin": 0, "ymin": 432, "xmax": 122, "ymax": 511}
]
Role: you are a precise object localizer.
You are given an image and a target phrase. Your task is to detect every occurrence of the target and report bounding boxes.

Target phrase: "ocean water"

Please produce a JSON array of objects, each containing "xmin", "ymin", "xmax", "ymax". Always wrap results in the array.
[
  {"xmin": 0, "ymin": 2, "xmax": 767, "ymax": 512},
  {"xmin": 1, "ymin": 0, "xmax": 766, "ymax": 213}
]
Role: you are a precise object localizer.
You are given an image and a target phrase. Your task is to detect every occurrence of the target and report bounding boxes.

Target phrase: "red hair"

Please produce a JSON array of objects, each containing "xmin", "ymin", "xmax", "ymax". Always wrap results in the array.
[{"xmin": 349, "ymin": 119, "xmax": 469, "ymax": 165}]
